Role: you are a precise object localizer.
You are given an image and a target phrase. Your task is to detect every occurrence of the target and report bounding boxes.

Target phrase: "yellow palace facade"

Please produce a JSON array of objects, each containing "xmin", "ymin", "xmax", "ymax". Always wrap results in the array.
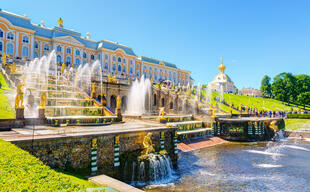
[{"xmin": 0, "ymin": 9, "xmax": 191, "ymax": 85}]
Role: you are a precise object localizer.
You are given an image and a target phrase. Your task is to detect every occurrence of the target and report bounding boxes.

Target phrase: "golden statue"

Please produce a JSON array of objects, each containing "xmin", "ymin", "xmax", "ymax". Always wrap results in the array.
[
  {"xmin": 108, "ymin": 74, "xmax": 117, "ymax": 83},
  {"xmin": 150, "ymin": 77, "xmax": 153, "ymax": 85},
  {"xmin": 58, "ymin": 17, "xmax": 63, "ymax": 27},
  {"xmin": 141, "ymin": 132, "xmax": 155, "ymax": 156},
  {"xmin": 90, "ymin": 82, "xmax": 96, "ymax": 99},
  {"xmin": 61, "ymin": 62, "xmax": 65, "ymax": 75},
  {"xmin": 2, "ymin": 53, "xmax": 7, "ymax": 65},
  {"xmin": 40, "ymin": 91, "xmax": 47, "ymax": 107},
  {"xmin": 269, "ymin": 120, "xmax": 278, "ymax": 131},
  {"xmin": 159, "ymin": 107, "xmax": 165, "ymax": 118},
  {"xmin": 15, "ymin": 84, "xmax": 24, "ymax": 109},
  {"xmin": 116, "ymin": 95, "xmax": 121, "ymax": 109}
]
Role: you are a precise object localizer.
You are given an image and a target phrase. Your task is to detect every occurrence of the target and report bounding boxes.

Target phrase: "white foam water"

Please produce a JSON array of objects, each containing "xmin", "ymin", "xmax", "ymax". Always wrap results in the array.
[
  {"xmin": 255, "ymin": 164, "xmax": 283, "ymax": 168},
  {"xmin": 245, "ymin": 150, "xmax": 285, "ymax": 157},
  {"xmin": 284, "ymin": 145, "xmax": 310, "ymax": 152}
]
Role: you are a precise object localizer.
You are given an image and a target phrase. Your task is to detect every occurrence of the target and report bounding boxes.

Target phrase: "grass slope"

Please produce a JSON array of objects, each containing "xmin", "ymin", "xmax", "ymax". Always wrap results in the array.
[
  {"xmin": 0, "ymin": 138, "xmax": 98, "ymax": 191},
  {"xmin": 285, "ymin": 119, "xmax": 310, "ymax": 130},
  {"xmin": 199, "ymin": 90, "xmax": 306, "ymax": 113},
  {"xmin": 0, "ymin": 72, "xmax": 14, "ymax": 119}
]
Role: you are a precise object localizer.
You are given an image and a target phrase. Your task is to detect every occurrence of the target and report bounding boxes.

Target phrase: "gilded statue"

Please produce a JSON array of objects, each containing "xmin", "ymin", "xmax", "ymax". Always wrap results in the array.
[
  {"xmin": 116, "ymin": 95, "xmax": 121, "ymax": 109},
  {"xmin": 2, "ymin": 53, "xmax": 7, "ymax": 65},
  {"xmin": 141, "ymin": 132, "xmax": 155, "ymax": 156},
  {"xmin": 58, "ymin": 17, "xmax": 63, "ymax": 27},
  {"xmin": 61, "ymin": 62, "xmax": 65, "ymax": 75},
  {"xmin": 15, "ymin": 84, "xmax": 24, "ymax": 109},
  {"xmin": 108, "ymin": 74, "xmax": 117, "ymax": 84},
  {"xmin": 90, "ymin": 82, "xmax": 96, "ymax": 99},
  {"xmin": 159, "ymin": 107, "xmax": 165, "ymax": 118},
  {"xmin": 40, "ymin": 91, "xmax": 47, "ymax": 107},
  {"xmin": 269, "ymin": 120, "xmax": 278, "ymax": 131}
]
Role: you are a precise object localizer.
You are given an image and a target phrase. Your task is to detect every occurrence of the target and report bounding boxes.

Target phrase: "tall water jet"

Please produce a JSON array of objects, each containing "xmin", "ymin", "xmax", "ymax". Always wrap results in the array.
[{"xmin": 126, "ymin": 76, "xmax": 151, "ymax": 116}]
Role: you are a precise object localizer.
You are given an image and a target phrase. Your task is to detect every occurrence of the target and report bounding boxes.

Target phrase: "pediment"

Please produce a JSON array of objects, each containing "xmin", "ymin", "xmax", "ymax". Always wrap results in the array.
[{"xmin": 53, "ymin": 36, "xmax": 84, "ymax": 47}]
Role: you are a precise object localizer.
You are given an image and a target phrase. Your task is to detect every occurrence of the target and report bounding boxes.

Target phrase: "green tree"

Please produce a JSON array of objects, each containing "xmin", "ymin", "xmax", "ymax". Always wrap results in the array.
[
  {"xmin": 260, "ymin": 75, "xmax": 272, "ymax": 97},
  {"xmin": 272, "ymin": 72, "xmax": 297, "ymax": 103},
  {"xmin": 295, "ymin": 74, "xmax": 310, "ymax": 96},
  {"xmin": 297, "ymin": 92, "xmax": 310, "ymax": 109}
]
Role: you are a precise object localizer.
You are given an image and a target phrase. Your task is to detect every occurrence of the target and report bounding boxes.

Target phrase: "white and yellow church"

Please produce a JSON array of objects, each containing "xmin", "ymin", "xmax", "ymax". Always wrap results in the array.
[{"xmin": 208, "ymin": 56, "xmax": 237, "ymax": 93}]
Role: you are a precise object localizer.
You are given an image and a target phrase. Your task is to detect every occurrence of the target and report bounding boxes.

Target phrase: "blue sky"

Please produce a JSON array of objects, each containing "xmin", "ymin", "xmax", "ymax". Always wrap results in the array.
[{"xmin": 2, "ymin": 0, "xmax": 310, "ymax": 89}]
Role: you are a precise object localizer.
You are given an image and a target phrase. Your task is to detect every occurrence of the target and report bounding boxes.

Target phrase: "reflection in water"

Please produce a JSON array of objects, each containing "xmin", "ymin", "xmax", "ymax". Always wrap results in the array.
[{"xmin": 145, "ymin": 138, "xmax": 310, "ymax": 192}]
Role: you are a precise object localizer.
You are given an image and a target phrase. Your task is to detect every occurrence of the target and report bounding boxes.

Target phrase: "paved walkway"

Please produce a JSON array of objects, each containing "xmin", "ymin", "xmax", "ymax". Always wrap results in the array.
[
  {"xmin": 178, "ymin": 136, "xmax": 228, "ymax": 152},
  {"xmin": 0, "ymin": 119, "xmax": 171, "ymax": 142},
  {"xmin": 89, "ymin": 174, "xmax": 144, "ymax": 192}
]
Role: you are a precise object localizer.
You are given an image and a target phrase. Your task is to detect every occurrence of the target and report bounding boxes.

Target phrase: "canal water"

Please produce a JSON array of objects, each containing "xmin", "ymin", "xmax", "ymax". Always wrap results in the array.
[{"xmin": 144, "ymin": 137, "xmax": 310, "ymax": 192}]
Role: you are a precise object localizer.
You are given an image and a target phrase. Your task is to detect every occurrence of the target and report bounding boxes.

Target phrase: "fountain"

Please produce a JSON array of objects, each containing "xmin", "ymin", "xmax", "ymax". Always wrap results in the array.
[
  {"xmin": 125, "ymin": 76, "xmax": 152, "ymax": 116},
  {"xmin": 15, "ymin": 51, "xmax": 117, "ymax": 125},
  {"xmin": 121, "ymin": 133, "xmax": 175, "ymax": 186}
]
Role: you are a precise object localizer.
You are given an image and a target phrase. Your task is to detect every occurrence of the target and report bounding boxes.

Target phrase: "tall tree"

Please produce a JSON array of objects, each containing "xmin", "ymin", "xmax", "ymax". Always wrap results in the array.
[
  {"xmin": 297, "ymin": 92, "xmax": 310, "ymax": 109},
  {"xmin": 295, "ymin": 74, "xmax": 310, "ymax": 96},
  {"xmin": 272, "ymin": 72, "xmax": 297, "ymax": 103},
  {"xmin": 260, "ymin": 75, "xmax": 272, "ymax": 97}
]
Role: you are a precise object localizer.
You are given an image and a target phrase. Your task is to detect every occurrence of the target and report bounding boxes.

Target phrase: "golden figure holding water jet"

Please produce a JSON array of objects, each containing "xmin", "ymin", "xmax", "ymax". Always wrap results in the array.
[
  {"xmin": 141, "ymin": 132, "xmax": 155, "ymax": 156},
  {"xmin": 15, "ymin": 84, "xmax": 24, "ymax": 109},
  {"xmin": 40, "ymin": 91, "xmax": 47, "ymax": 108}
]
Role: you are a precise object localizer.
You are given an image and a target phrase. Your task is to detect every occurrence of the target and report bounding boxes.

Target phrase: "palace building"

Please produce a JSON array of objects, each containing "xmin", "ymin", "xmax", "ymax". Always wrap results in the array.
[
  {"xmin": 0, "ymin": 9, "xmax": 191, "ymax": 85},
  {"xmin": 208, "ymin": 56, "xmax": 237, "ymax": 93}
]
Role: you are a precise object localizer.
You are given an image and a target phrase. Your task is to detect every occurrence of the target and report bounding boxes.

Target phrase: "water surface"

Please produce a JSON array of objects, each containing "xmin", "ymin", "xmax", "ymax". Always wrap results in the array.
[{"xmin": 145, "ymin": 138, "xmax": 310, "ymax": 192}]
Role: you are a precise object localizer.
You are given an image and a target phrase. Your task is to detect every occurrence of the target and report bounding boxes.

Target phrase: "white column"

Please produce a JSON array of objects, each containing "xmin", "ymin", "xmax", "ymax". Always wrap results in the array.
[
  {"xmin": 30, "ymin": 35, "xmax": 35, "ymax": 59},
  {"xmin": 15, "ymin": 32, "xmax": 19, "ymax": 57}
]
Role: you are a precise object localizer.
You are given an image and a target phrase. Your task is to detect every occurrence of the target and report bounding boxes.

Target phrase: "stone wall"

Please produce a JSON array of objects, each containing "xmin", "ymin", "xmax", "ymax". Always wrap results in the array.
[{"xmin": 12, "ymin": 128, "xmax": 177, "ymax": 179}]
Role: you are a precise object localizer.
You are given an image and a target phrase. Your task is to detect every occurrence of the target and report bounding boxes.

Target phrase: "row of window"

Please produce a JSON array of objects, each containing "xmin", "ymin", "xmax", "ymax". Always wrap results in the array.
[{"xmin": 0, "ymin": 30, "xmax": 30, "ymax": 44}]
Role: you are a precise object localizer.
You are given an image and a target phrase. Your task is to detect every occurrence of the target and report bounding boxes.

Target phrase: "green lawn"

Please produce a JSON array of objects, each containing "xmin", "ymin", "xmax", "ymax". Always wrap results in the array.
[
  {"xmin": 0, "ymin": 72, "xmax": 14, "ymax": 119},
  {"xmin": 199, "ymin": 90, "xmax": 306, "ymax": 113},
  {"xmin": 285, "ymin": 119, "xmax": 310, "ymax": 131},
  {"xmin": 0, "ymin": 138, "xmax": 99, "ymax": 191}
]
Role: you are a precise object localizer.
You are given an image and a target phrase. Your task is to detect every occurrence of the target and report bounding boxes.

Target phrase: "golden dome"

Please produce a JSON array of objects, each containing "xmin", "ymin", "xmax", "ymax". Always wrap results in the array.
[{"xmin": 218, "ymin": 56, "xmax": 226, "ymax": 73}]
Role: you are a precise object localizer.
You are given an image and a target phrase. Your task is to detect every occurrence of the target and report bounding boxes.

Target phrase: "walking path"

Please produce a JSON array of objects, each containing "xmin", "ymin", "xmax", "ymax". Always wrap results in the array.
[
  {"xmin": 0, "ymin": 119, "xmax": 172, "ymax": 142},
  {"xmin": 89, "ymin": 174, "xmax": 144, "ymax": 192},
  {"xmin": 178, "ymin": 136, "xmax": 228, "ymax": 152}
]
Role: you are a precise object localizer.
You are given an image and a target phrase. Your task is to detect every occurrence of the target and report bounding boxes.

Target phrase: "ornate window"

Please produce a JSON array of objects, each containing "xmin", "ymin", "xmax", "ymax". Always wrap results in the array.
[
  {"xmin": 83, "ymin": 52, "xmax": 87, "ymax": 58},
  {"xmin": 123, "ymin": 65, "xmax": 126, "ymax": 73},
  {"xmin": 104, "ymin": 62, "xmax": 109, "ymax": 70},
  {"xmin": 22, "ymin": 36, "xmax": 29, "ymax": 43},
  {"xmin": 105, "ymin": 54, "xmax": 108, "ymax": 60},
  {"xmin": 123, "ymin": 58, "xmax": 126, "ymax": 63},
  {"xmin": 66, "ymin": 56, "xmax": 71, "ymax": 65},
  {"xmin": 113, "ymin": 56, "xmax": 116, "ymax": 62},
  {"xmin": 75, "ymin": 58, "xmax": 80, "ymax": 66},
  {"xmin": 7, "ymin": 32, "xmax": 14, "ymax": 40},
  {"xmin": 118, "ymin": 64, "xmax": 121, "ymax": 72},
  {"xmin": 44, "ymin": 44, "xmax": 49, "ymax": 51},
  {"xmin": 0, "ymin": 41, "xmax": 2, "ymax": 52},
  {"xmin": 112, "ymin": 64, "xmax": 116, "ymax": 71},
  {"xmin": 34, "ymin": 52, "xmax": 38, "ymax": 58},
  {"xmin": 137, "ymin": 71, "xmax": 140, "ymax": 76},
  {"xmin": 130, "ymin": 67, "xmax": 133, "ymax": 74},
  {"xmin": 57, "ymin": 45, "xmax": 62, "ymax": 52},
  {"xmin": 130, "ymin": 60, "xmax": 133, "ymax": 65},
  {"xmin": 22, "ymin": 46, "xmax": 29, "ymax": 57},
  {"xmin": 66, "ymin": 48, "xmax": 71, "ymax": 54},
  {"xmin": 76, "ymin": 50, "xmax": 80, "ymax": 55},
  {"xmin": 57, "ymin": 55, "xmax": 62, "ymax": 63},
  {"xmin": 91, "ymin": 55, "xmax": 95, "ymax": 60},
  {"xmin": 0, "ymin": 29, "xmax": 3, "ymax": 38},
  {"xmin": 35, "ymin": 42, "xmax": 38, "ymax": 49},
  {"xmin": 6, "ymin": 43, "xmax": 14, "ymax": 55}
]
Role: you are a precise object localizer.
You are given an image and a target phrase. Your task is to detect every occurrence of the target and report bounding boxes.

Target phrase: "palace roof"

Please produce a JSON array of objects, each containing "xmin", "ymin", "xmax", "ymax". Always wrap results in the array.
[{"xmin": 140, "ymin": 56, "xmax": 177, "ymax": 69}]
